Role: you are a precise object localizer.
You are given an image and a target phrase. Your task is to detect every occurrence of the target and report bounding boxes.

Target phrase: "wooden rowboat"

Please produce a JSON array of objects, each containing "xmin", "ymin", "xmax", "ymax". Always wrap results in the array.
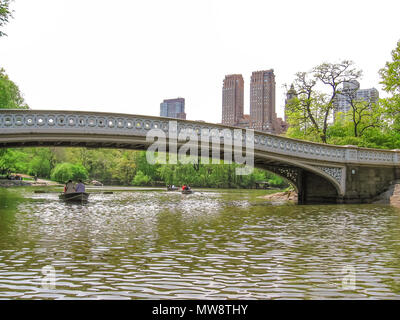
[
  {"xmin": 181, "ymin": 189, "xmax": 193, "ymax": 194},
  {"xmin": 59, "ymin": 192, "xmax": 89, "ymax": 202},
  {"xmin": 167, "ymin": 187, "xmax": 179, "ymax": 191}
]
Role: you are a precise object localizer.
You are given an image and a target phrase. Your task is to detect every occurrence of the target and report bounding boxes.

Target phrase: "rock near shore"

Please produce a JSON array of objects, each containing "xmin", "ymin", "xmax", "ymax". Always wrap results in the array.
[{"xmin": 260, "ymin": 190, "xmax": 298, "ymax": 203}]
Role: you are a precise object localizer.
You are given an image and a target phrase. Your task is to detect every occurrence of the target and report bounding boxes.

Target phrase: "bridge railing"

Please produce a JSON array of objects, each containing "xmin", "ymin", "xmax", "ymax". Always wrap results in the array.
[{"xmin": 0, "ymin": 109, "xmax": 399, "ymax": 166}]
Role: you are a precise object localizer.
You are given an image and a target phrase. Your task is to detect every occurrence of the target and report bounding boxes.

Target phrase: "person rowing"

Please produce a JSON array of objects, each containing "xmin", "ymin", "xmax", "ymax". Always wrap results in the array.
[{"xmin": 75, "ymin": 180, "xmax": 86, "ymax": 193}]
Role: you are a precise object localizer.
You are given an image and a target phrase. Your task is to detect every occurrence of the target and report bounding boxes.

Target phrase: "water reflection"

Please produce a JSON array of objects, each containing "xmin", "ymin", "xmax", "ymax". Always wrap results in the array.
[{"xmin": 0, "ymin": 187, "xmax": 400, "ymax": 299}]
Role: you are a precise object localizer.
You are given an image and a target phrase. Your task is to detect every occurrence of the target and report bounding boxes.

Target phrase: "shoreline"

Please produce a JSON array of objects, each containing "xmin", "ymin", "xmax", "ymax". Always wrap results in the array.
[
  {"xmin": 0, "ymin": 179, "xmax": 61, "ymax": 188},
  {"xmin": 0, "ymin": 179, "xmax": 285, "ymax": 192}
]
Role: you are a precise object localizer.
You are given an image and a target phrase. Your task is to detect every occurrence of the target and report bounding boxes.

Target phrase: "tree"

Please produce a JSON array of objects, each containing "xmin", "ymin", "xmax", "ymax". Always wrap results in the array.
[
  {"xmin": 0, "ymin": 148, "xmax": 29, "ymax": 174},
  {"xmin": 0, "ymin": 0, "xmax": 13, "ymax": 37},
  {"xmin": 0, "ymin": 68, "xmax": 29, "ymax": 109},
  {"xmin": 50, "ymin": 163, "xmax": 88, "ymax": 183},
  {"xmin": 132, "ymin": 170, "xmax": 150, "ymax": 186},
  {"xmin": 285, "ymin": 61, "xmax": 362, "ymax": 143},
  {"xmin": 27, "ymin": 148, "xmax": 55, "ymax": 178},
  {"xmin": 380, "ymin": 40, "xmax": 400, "ymax": 96},
  {"xmin": 313, "ymin": 61, "xmax": 362, "ymax": 142},
  {"xmin": 285, "ymin": 73, "xmax": 324, "ymax": 142},
  {"xmin": 335, "ymin": 85, "xmax": 383, "ymax": 137},
  {"xmin": 379, "ymin": 40, "xmax": 400, "ymax": 131}
]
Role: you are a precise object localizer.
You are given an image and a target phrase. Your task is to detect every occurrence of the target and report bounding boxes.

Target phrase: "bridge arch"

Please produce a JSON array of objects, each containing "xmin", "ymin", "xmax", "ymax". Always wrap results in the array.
[
  {"xmin": 252, "ymin": 151, "xmax": 342, "ymax": 196},
  {"xmin": 1, "ymin": 109, "xmax": 399, "ymax": 204}
]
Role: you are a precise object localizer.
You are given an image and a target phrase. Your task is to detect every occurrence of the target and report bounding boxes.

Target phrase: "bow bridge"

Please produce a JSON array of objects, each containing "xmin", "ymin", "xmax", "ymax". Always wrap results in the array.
[{"xmin": 1, "ymin": 109, "xmax": 399, "ymax": 204}]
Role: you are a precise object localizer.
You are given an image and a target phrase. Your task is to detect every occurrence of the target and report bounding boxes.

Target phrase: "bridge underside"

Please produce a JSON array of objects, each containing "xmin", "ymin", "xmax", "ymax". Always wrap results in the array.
[
  {"xmin": 259, "ymin": 165, "xmax": 339, "ymax": 204},
  {"xmin": 0, "ymin": 134, "xmax": 149, "ymax": 150}
]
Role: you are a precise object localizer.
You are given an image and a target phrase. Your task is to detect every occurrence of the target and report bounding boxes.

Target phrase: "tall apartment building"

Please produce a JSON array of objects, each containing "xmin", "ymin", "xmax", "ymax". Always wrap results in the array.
[
  {"xmin": 250, "ymin": 69, "xmax": 277, "ymax": 132},
  {"xmin": 334, "ymin": 80, "xmax": 379, "ymax": 115},
  {"xmin": 222, "ymin": 74, "xmax": 244, "ymax": 126},
  {"xmin": 160, "ymin": 98, "xmax": 186, "ymax": 120},
  {"xmin": 221, "ymin": 69, "xmax": 287, "ymax": 134}
]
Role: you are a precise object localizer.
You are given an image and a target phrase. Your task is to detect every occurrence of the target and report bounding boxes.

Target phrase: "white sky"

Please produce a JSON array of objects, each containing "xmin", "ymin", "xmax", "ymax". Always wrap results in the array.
[{"xmin": 0, "ymin": 0, "xmax": 399, "ymax": 123}]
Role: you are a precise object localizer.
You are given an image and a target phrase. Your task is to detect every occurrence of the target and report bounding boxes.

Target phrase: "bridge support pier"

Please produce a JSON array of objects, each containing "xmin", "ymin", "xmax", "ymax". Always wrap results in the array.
[
  {"xmin": 342, "ymin": 165, "xmax": 400, "ymax": 204},
  {"xmin": 297, "ymin": 169, "xmax": 306, "ymax": 205},
  {"xmin": 297, "ymin": 165, "xmax": 400, "ymax": 205},
  {"xmin": 297, "ymin": 170, "xmax": 339, "ymax": 205}
]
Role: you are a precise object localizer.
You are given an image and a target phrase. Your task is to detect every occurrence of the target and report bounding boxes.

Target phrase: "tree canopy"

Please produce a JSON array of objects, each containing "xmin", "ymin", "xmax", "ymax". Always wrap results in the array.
[
  {"xmin": 284, "ymin": 59, "xmax": 398, "ymax": 148},
  {"xmin": 0, "ymin": 147, "xmax": 290, "ymax": 189},
  {"xmin": 285, "ymin": 61, "xmax": 362, "ymax": 143},
  {"xmin": 0, "ymin": 0, "xmax": 13, "ymax": 37},
  {"xmin": 0, "ymin": 68, "xmax": 29, "ymax": 109},
  {"xmin": 379, "ymin": 40, "xmax": 400, "ymax": 131}
]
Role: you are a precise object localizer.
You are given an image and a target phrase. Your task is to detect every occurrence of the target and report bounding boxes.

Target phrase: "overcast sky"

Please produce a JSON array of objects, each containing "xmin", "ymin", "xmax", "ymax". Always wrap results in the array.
[{"xmin": 0, "ymin": 0, "xmax": 399, "ymax": 122}]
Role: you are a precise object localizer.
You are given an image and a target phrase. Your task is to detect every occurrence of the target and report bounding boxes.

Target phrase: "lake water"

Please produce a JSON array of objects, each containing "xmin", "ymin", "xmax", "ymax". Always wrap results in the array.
[{"xmin": 0, "ymin": 187, "xmax": 400, "ymax": 299}]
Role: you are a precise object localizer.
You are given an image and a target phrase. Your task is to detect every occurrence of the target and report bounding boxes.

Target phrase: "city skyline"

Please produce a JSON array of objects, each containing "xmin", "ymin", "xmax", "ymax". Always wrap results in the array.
[
  {"xmin": 0, "ymin": 0, "xmax": 399, "ymax": 124},
  {"xmin": 222, "ymin": 70, "xmax": 287, "ymax": 134}
]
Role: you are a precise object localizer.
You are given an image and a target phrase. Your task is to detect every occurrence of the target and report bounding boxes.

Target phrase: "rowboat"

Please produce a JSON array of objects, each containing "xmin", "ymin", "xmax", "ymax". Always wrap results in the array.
[
  {"xmin": 181, "ymin": 189, "xmax": 193, "ymax": 194},
  {"xmin": 167, "ymin": 186, "xmax": 179, "ymax": 191},
  {"xmin": 59, "ymin": 192, "xmax": 89, "ymax": 202}
]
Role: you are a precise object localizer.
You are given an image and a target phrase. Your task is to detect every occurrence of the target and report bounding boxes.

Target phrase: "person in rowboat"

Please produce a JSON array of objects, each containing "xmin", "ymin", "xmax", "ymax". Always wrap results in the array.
[
  {"xmin": 182, "ymin": 184, "xmax": 191, "ymax": 191},
  {"xmin": 75, "ymin": 180, "xmax": 86, "ymax": 193},
  {"xmin": 65, "ymin": 180, "xmax": 75, "ymax": 194}
]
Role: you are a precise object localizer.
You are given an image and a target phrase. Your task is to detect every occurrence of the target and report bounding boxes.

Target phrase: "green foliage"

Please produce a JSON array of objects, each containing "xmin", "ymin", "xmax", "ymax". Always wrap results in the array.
[
  {"xmin": 0, "ymin": 146, "xmax": 292, "ymax": 189},
  {"xmin": 265, "ymin": 171, "xmax": 288, "ymax": 188},
  {"xmin": 50, "ymin": 163, "xmax": 88, "ymax": 183},
  {"xmin": 285, "ymin": 53, "xmax": 400, "ymax": 149},
  {"xmin": 380, "ymin": 40, "xmax": 400, "ymax": 95},
  {"xmin": 0, "ymin": 68, "xmax": 29, "ymax": 109},
  {"xmin": 157, "ymin": 160, "xmax": 289, "ymax": 189},
  {"xmin": 134, "ymin": 151, "xmax": 161, "ymax": 181},
  {"xmin": 132, "ymin": 170, "xmax": 151, "ymax": 186},
  {"xmin": 0, "ymin": 0, "xmax": 13, "ymax": 37},
  {"xmin": 28, "ymin": 156, "xmax": 51, "ymax": 178},
  {"xmin": 0, "ymin": 148, "xmax": 29, "ymax": 174},
  {"xmin": 379, "ymin": 40, "xmax": 400, "ymax": 132},
  {"xmin": 26, "ymin": 148, "xmax": 55, "ymax": 178},
  {"xmin": 285, "ymin": 61, "xmax": 362, "ymax": 143}
]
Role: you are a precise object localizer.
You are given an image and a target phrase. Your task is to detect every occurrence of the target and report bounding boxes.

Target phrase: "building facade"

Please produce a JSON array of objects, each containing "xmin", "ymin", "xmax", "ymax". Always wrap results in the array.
[
  {"xmin": 160, "ymin": 98, "xmax": 186, "ymax": 120},
  {"xmin": 250, "ymin": 70, "xmax": 277, "ymax": 132},
  {"xmin": 222, "ymin": 69, "xmax": 287, "ymax": 134},
  {"xmin": 333, "ymin": 80, "xmax": 379, "ymax": 115},
  {"xmin": 222, "ymin": 74, "xmax": 244, "ymax": 126}
]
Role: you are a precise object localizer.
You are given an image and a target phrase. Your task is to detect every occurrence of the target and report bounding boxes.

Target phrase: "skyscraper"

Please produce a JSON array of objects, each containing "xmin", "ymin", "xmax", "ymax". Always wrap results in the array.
[
  {"xmin": 222, "ymin": 74, "xmax": 244, "ymax": 126},
  {"xmin": 221, "ymin": 69, "xmax": 287, "ymax": 134},
  {"xmin": 250, "ymin": 69, "xmax": 277, "ymax": 132},
  {"xmin": 160, "ymin": 98, "xmax": 186, "ymax": 120}
]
